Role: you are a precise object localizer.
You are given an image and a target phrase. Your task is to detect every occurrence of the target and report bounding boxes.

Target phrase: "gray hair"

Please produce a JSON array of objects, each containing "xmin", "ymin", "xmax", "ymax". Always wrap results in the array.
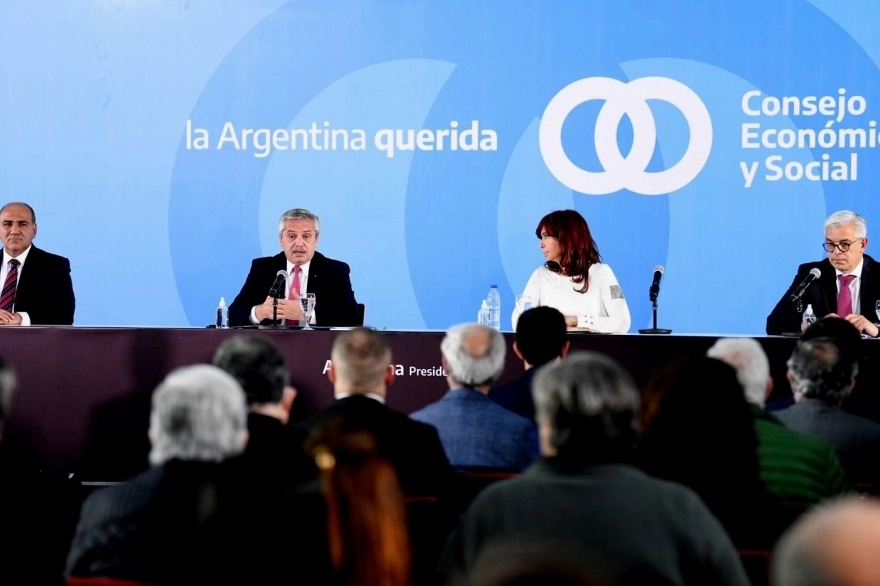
[
  {"xmin": 772, "ymin": 497, "xmax": 878, "ymax": 586},
  {"xmin": 331, "ymin": 328, "xmax": 392, "ymax": 393},
  {"xmin": 148, "ymin": 364, "xmax": 248, "ymax": 465},
  {"xmin": 533, "ymin": 352, "xmax": 640, "ymax": 451},
  {"xmin": 824, "ymin": 210, "xmax": 866, "ymax": 238},
  {"xmin": 277, "ymin": 208, "xmax": 321, "ymax": 238},
  {"xmin": 787, "ymin": 338, "xmax": 856, "ymax": 404},
  {"xmin": 441, "ymin": 324, "xmax": 506, "ymax": 387},
  {"xmin": 707, "ymin": 338, "xmax": 770, "ymax": 407}
]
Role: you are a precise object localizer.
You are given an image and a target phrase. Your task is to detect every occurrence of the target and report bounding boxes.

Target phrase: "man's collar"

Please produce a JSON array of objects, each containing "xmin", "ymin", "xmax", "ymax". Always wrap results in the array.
[
  {"xmin": 3, "ymin": 245, "xmax": 32, "ymax": 265},
  {"xmin": 335, "ymin": 392, "xmax": 385, "ymax": 404},
  {"xmin": 287, "ymin": 259, "xmax": 311, "ymax": 275}
]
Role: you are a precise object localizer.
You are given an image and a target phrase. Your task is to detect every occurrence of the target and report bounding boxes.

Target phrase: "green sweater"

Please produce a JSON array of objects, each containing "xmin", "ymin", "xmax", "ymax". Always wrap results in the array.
[{"xmin": 753, "ymin": 405, "xmax": 852, "ymax": 511}]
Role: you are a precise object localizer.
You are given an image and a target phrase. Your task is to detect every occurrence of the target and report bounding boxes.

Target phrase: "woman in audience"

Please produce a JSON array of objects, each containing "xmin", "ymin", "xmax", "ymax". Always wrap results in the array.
[
  {"xmin": 307, "ymin": 416, "xmax": 412, "ymax": 586},
  {"xmin": 638, "ymin": 357, "xmax": 796, "ymax": 549},
  {"xmin": 512, "ymin": 209, "xmax": 630, "ymax": 333}
]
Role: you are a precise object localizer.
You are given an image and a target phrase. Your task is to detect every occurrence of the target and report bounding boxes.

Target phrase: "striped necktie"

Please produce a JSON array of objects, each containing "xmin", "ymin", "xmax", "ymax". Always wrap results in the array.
[{"xmin": 0, "ymin": 259, "xmax": 20, "ymax": 312}]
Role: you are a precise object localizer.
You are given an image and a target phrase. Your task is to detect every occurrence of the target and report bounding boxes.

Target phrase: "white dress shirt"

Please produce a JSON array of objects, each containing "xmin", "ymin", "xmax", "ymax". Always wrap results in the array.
[
  {"xmin": 1, "ymin": 245, "xmax": 33, "ymax": 326},
  {"xmin": 511, "ymin": 263, "xmax": 631, "ymax": 333},
  {"xmin": 249, "ymin": 259, "xmax": 315, "ymax": 324}
]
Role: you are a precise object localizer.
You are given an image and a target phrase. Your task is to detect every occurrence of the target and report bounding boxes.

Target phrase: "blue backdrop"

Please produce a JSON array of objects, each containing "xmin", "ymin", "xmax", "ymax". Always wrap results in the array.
[{"xmin": 2, "ymin": 0, "xmax": 879, "ymax": 332}]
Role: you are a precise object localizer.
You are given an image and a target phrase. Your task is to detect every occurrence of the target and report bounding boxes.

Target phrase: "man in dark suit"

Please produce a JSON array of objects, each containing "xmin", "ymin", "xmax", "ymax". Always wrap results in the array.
[
  {"xmin": 302, "ymin": 327, "xmax": 453, "ymax": 498},
  {"xmin": 0, "ymin": 202, "xmax": 75, "ymax": 326},
  {"xmin": 775, "ymin": 337, "xmax": 880, "ymax": 486},
  {"xmin": 767, "ymin": 210, "xmax": 880, "ymax": 336},
  {"xmin": 228, "ymin": 208, "xmax": 358, "ymax": 327},
  {"xmin": 411, "ymin": 323, "xmax": 537, "ymax": 471},
  {"xmin": 490, "ymin": 306, "xmax": 569, "ymax": 422},
  {"xmin": 212, "ymin": 334, "xmax": 312, "ymax": 491}
]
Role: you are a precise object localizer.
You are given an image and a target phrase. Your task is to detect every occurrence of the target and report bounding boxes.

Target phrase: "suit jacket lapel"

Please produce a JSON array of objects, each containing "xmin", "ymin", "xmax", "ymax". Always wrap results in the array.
[
  {"xmin": 14, "ymin": 246, "xmax": 41, "ymax": 302},
  {"xmin": 820, "ymin": 260, "xmax": 838, "ymax": 315},
  {"xmin": 306, "ymin": 252, "xmax": 324, "ymax": 295},
  {"xmin": 860, "ymin": 255, "xmax": 879, "ymax": 321}
]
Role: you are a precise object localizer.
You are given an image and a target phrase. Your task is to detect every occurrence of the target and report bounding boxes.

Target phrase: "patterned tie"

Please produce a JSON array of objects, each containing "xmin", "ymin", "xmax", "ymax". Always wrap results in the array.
[
  {"xmin": 837, "ymin": 274, "xmax": 856, "ymax": 317},
  {"xmin": 0, "ymin": 259, "xmax": 19, "ymax": 312},
  {"xmin": 288, "ymin": 265, "xmax": 302, "ymax": 300}
]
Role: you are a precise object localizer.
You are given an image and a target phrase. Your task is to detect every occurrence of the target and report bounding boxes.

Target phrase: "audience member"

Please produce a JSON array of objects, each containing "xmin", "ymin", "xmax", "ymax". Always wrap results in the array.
[
  {"xmin": 707, "ymin": 338, "xmax": 851, "ymax": 510},
  {"xmin": 638, "ymin": 357, "xmax": 796, "ymax": 548},
  {"xmin": 490, "ymin": 306, "xmax": 569, "ymax": 422},
  {"xmin": 773, "ymin": 497, "xmax": 880, "ymax": 586},
  {"xmin": 411, "ymin": 323, "xmax": 537, "ymax": 471},
  {"xmin": 66, "ymin": 365, "xmax": 249, "ymax": 585},
  {"xmin": 306, "ymin": 418, "xmax": 410, "ymax": 586},
  {"xmin": 441, "ymin": 352, "xmax": 749, "ymax": 586},
  {"xmin": 775, "ymin": 337, "xmax": 880, "ymax": 485},
  {"xmin": 302, "ymin": 327, "xmax": 453, "ymax": 498},
  {"xmin": 212, "ymin": 334, "xmax": 311, "ymax": 490}
]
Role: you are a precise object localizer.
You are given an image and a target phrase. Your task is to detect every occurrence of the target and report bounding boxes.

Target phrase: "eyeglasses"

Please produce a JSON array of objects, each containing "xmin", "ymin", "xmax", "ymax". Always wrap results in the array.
[{"xmin": 823, "ymin": 238, "xmax": 864, "ymax": 253}]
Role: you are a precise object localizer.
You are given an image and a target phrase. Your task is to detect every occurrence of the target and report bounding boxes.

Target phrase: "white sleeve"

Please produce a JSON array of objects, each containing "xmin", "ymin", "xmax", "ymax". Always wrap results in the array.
[
  {"xmin": 576, "ymin": 264, "xmax": 631, "ymax": 333},
  {"xmin": 511, "ymin": 269, "xmax": 542, "ymax": 330}
]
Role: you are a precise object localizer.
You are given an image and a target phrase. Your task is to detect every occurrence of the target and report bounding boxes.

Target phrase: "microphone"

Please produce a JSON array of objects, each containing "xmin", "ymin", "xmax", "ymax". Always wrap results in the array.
[
  {"xmin": 268, "ymin": 270, "xmax": 287, "ymax": 298},
  {"xmin": 789, "ymin": 268, "xmax": 821, "ymax": 303},
  {"xmin": 649, "ymin": 266, "xmax": 664, "ymax": 302}
]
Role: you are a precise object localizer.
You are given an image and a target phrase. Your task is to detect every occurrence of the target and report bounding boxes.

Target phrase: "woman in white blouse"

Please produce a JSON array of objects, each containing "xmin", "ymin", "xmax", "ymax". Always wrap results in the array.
[{"xmin": 512, "ymin": 210, "xmax": 631, "ymax": 333}]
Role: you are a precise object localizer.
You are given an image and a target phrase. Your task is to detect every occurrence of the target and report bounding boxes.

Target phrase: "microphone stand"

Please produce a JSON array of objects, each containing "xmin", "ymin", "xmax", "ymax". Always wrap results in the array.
[{"xmin": 638, "ymin": 298, "xmax": 672, "ymax": 335}]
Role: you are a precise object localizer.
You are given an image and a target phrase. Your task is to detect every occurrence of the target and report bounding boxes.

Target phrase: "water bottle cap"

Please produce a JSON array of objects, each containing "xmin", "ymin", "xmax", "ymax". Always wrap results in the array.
[
  {"xmin": 219, "ymin": 297, "xmax": 227, "ymax": 307},
  {"xmin": 806, "ymin": 304, "xmax": 813, "ymax": 312},
  {"xmin": 490, "ymin": 284, "xmax": 498, "ymax": 288},
  {"xmin": 481, "ymin": 300, "xmax": 488, "ymax": 308}
]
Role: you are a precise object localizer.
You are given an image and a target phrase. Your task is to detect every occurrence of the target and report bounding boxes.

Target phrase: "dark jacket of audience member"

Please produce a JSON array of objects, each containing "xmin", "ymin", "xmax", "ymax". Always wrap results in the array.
[
  {"xmin": 490, "ymin": 306, "xmax": 569, "ymax": 422},
  {"xmin": 442, "ymin": 352, "xmax": 749, "ymax": 586},
  {"xmin": 638, "ymin": 357, "xmax": 796, "ymax": 549}
]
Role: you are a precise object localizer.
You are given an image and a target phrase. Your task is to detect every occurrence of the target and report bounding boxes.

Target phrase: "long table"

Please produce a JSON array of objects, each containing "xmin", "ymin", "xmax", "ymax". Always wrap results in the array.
[{"xmin": 0, "ymin": 327, "xmax": 872, "ymax": 481}]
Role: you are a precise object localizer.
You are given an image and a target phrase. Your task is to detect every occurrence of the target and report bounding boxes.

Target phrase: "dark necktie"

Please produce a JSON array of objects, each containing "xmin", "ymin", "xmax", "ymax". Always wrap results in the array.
[{"xmin": 0, "ymin": 259, "xmax": 20, "ymax": 312}]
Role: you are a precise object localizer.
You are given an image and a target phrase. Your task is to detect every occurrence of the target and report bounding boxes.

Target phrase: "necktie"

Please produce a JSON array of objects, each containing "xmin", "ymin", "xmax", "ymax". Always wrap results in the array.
[
  {"xmin": 838, "ymin": 274, "xmax": 856, "ymax": 317},
  {"xmin": 288, "ymin": 265, "xmax": 302, "ymax": 300},
  {"xmin": 0, "ymin": 259, "xmax": 20, "ymax": 312}
]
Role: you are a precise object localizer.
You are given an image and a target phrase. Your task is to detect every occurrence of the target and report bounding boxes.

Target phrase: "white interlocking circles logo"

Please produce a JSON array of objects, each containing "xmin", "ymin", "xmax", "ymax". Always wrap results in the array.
[{"xmin": 539, "ymin": 76, "xmax": 713, "ymax": 195}]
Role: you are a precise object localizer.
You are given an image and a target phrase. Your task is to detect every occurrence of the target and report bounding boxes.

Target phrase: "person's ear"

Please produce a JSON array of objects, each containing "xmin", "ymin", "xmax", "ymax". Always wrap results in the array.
[
  {"xmin": 513, "ymin": 342, "xmax": 525, "ymax": 362},
  {"xmin": 385, "ymin": 364, "xmax": 396, "ymax": 386},
  {"xmin": 327, "ymin": 362, "xmax": 336, "ymax": 384},
  {"xmin": 764, "ymin": 377, "xmax": 774, "ymax": 400},
  {"xmin": 560, "ymin": 341, "xmax": 570, "ymax": 359},
  {"xmin": 282, "ymin": 386, "xmax": 296, "ymax": 412}
]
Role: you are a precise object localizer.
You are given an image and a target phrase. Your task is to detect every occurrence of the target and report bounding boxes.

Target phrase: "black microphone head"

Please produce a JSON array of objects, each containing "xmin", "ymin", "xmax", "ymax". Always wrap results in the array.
[{"xmin": 809, "ymin": 267, "xmax": 821, "ymax": 279}]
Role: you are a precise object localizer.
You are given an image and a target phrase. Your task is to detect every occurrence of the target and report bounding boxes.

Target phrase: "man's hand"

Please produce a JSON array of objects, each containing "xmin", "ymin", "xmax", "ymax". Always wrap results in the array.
[
  {"xmin": 254, "ymin": 296, "xmax": 305, "ymax": 322},
  {"xmin": 845, "ymin": 314, "xmax": 879, "ymax": 337},
  {"xmin": 0, "ymin": 310, "xmax": 23, "ymax": 326}
]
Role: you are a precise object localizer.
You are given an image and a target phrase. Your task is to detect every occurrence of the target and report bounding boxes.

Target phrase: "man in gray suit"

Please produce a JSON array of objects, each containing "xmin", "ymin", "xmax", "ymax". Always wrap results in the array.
[
  {"xmin": 411, "ymin": 323, "xmax": 537, "ymax": 471},
  {"xmin": 775, "ymin": 337, "xmax": 880, "ymax": 485}
]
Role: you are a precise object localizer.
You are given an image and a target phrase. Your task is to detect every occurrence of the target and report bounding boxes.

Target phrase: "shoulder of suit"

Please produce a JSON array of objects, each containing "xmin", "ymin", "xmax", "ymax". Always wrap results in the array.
[{"xmin": 29, "ymin": 246, "xmax": 70, "ymax": 265}]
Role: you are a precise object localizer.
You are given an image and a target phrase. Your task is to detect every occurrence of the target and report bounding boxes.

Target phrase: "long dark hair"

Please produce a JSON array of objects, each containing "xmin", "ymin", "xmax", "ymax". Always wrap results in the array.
[
  {"xmin": 536, "ymin": 210, "xmax": 601, "ymax": 293},
  {"xmin": 307, "ymin": 420, "xmax": 411, "ymax": 586}
]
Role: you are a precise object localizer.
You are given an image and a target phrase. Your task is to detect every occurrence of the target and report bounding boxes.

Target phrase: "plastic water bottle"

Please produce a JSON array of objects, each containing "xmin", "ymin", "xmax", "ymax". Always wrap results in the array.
[
  {"xmin": 477, "ymin": 300, "xmax": 490, "ymax": 326},
  {"xmin": 801, "ymin": 303, "xmax": 816, "ymax": 333},
  {"xmin": 487, "ymin": 285, "xmax": 501, "ymax": 331},
  {"xmin": 216, "ymin": 297, "xmax": 229, "ymax": 329}
]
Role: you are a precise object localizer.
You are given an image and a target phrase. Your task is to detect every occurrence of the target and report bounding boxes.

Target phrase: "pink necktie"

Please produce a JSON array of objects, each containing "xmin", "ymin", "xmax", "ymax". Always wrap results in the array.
[
  {"xmin": 288, "ymin": 265, "xmax": 302, "ymax": 300},
  {"xmin": 837, "ymin": 274, "xmax": 856, "ymax": 317}
]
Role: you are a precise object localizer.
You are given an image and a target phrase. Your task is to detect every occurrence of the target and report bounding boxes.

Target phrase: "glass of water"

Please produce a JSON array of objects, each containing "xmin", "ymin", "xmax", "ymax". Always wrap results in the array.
[
  {"xmin": 515, "ymin": 295, "xmax": 532, "ymax": 313},
  {"xmin": 301, "ymin": 293, "xmax": 316, "ymax": 330}
]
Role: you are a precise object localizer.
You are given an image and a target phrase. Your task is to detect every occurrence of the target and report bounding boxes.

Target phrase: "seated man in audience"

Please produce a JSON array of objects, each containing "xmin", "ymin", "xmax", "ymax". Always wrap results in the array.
[
  {"xmin": 212, "ymin": 334, "xmax": 311, "ymax": 490},
  {"xmin": 411, "ymin": 323, "xmax": 537, "ymax": 471},
  {"xmin": 773, "ymin": 497, "xmax": 880, "ymax": 586},
  {"xmin": 66, "ymin": 365, "xmax": 250, "ymax": 584},
  {"xmin": 441, "ymin": 352, "xmax": 749, "ymax": 586},
  {"xmin": 707, "ymin": 338, "xmax": 851, "ymax": 510},
  {"xmin": 490, "ymin": 306, "xmax": 569, "ymax": 422},
  {"xmin": 775, "ymin": 337, "xmax": 880, "ymax": 485},
  {"xmin": 302, "ymin": 327, "xmax": 453, "ymax": 498}
]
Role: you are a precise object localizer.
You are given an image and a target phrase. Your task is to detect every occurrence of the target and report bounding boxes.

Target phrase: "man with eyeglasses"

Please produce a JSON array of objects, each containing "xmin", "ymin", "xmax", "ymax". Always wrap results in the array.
[{"xmin": 767, "ymin": 210, "xmax": 880, "ymax": 336}]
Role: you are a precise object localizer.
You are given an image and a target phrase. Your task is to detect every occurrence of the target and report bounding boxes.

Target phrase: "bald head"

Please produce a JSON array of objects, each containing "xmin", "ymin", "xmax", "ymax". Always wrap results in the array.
[
  {"xmin": 773, "ymin": 497, "xmax": 880, "ymax": 586},
  {"xmin": 329, "ymin": 328, "xmax": 393, "ymax": 396},
  {"xmin": 441, "ymin": 324, "xmax": 505, "ymax": 392}
]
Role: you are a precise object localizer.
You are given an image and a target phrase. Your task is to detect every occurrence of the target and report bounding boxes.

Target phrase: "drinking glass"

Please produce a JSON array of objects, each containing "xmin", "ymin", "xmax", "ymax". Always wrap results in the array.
[
  {"xmin": 515, "ymin": 295, "xmax": 532, "ymax": 313},
  {"xmin": 875, "ymin": 300, "xmax": 880, "ymax": 320},
  {"xmin": 301, "ymin": 293, "xmax": 316, "ymax": 330}
]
